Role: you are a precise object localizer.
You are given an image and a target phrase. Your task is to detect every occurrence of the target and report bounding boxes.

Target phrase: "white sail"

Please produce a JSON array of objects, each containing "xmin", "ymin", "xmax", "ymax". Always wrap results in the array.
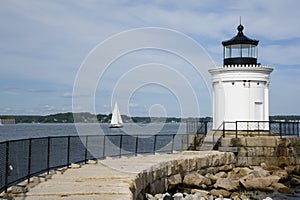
[{"xmin": 109, "ymin": 103, "xmax": 123, "ymax": 128}]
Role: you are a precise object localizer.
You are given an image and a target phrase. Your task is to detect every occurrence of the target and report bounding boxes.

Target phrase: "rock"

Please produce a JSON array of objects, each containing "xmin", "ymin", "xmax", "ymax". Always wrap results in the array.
[
  {"xmin": 190, "ymin": 189, "xmax": 209, "ymax": 199},
  {"xmin": 70, "ymin": 163, "xmax": 81, "ymax": 169},
  {"xmin": 290, "ymin": 177, "xmax": 300, "ymax": 186},
  {"xmin": 11, "ymin": 185, "xmax": 28, "ymax": 194},
  {"xmin": 192, "ymin": 192, "xmax": 203, "ymax": 200},
  {"xmin": 271, "ymin": 183, "xmax": 293, "ymax": 194},
  {"xmin": 238, "ymin": 167, "xmax": 252, "ymax": 177},
  {"xmin": 263, "ymin": 197, "xmax": 273, "ymax": 200},
  {"xmin": 184, "ymin": 194, "xmax": 194, "ymax": 200},
  {"xmin": 231, "ymin": 192, "xmax": 241, "ymax": 200},
  {"xmin": 227, "ymin": 167, "xmax": 252, "ymax": 179},
  {"xmin": 173, "ymin": 192, "xmax": 183, "ymax": 200},
  {"xmin": 215, "ymin": 171, "xmax": 227, "ymax": 179},
  {"xmin": 167, "ymin": 174, "xmax": 182, "ymax": 190},
  {"xmin": 272, "ymin": 170, "xmax": 288, "ymax": 181},
  {"xmin": 146, "ymin": 193, "xmax": 156, "ymax": 200},
  {"xmin": 296, "ymin": 165, "xmax": 300, "ymax": 175},
  {"xmin": 210, "ymin": 189, "xmax": 231, "ymax": 198},
  {"xmin": 284, "ymin": 165, "xmax": 296, "ymax": 174},
  {"xmin": 163, "ymin": 195, "xmax": 173, "ymax": 200},
  {"xmin": 87, "ymin": 159, "xmax": 97, "ymax": 164},
  {"xmin": 155, "ymin": 193, "xmax": 163, "ymax": 199},
  {"xmin": 215, "ymin": 196, "xmax": 231, "ymax": 200},
  {"xmin": 214, "ymin": 178, "xmax": 239, "ymax": 191},
  {"xmin": 252, "ymin": 166, "xmax": 270, "ymax": 177},
  {"xmin": 261, "ymin": 163, "xmax": 280, "ymax": 171},
  {"xmin": 205, "ymin": 173, "xmax": 218, "ymax": 183},
  {"xmin": 240, "ymin": 176, "xmax": 280, "ymax": 191},
  {"xmin": 183, "ymin": 172, "xmax": 211, "ymax": 187}
]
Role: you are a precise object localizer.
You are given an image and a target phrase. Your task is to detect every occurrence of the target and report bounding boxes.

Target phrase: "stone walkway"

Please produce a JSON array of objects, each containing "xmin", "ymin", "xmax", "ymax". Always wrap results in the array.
[{"xmin": 10, "ymin": 151, "xmax": 214, "ymax": 200}]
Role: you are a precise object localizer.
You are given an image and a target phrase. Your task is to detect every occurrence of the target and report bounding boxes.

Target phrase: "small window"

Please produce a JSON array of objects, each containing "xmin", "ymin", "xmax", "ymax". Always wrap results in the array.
[{"xmin": 232, "ymin": 82, "xmax": 235, "ymax": 85}]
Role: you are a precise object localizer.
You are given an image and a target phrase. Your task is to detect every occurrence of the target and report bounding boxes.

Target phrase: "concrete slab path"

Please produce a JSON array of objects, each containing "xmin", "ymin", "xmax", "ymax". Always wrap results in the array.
[{"xmin": 11, "ymin": 151, "xmax": 212, "ymax": 200}]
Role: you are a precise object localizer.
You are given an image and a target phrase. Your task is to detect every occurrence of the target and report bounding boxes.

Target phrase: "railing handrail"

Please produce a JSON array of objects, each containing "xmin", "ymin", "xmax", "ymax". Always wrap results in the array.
[
  {"xmin": 222, "ymin": 120, "xmax": 299, "ymax": 138},
  {"xmin": 212, "ymin": 122, "xmax": 225, "ymax": 149}
]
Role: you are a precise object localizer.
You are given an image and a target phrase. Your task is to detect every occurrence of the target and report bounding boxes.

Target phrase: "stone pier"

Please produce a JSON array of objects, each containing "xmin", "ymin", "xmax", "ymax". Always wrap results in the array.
[{"xmin": 6, "ymin": 151, "xmax": 236, "ymax": 200}]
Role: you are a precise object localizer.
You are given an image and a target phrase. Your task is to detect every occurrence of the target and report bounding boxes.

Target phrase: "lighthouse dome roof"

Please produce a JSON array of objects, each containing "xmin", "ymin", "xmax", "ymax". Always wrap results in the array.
[{"xmin": 222, "ymin": 24, "xmax": 259, "ymax": 46}]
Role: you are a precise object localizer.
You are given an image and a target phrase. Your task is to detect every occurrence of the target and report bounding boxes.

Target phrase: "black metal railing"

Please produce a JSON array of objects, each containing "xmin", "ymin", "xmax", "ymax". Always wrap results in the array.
[
  {"xmin": 212, "ymin": 122, "xmax": 225, "ymax": 150},
  {"xmin": 0, "ymin": 133, "xmax": 191, "ymax": 193},
  {"xmin": 186, "ymin": 120, "xmax": 212, "ymax": 136},
  {"xmin": 222, "ymin": 121, "xmax": 300, "ymax": 138}
]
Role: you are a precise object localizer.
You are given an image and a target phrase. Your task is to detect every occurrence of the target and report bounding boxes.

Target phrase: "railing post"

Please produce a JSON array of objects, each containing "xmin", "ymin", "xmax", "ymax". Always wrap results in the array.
[
  {"xmin": 119, "ymin": 135, "xmax": 123, "ymax": 158},
  {"xmin": 85, "ymin": 136, "xmax": 88, "ymax": 163},
  {"xmin": 4, "ymin": 141, "xmax": 9, "ymax": 193},
  {"xmin": 102, "ymin": 135, "xmax": 106, "ymax": 159},
  {"xmin": 47, "ymin": 137, "xmax": 50, "ymax": 174},
  {"xmin": 205, "ymin": 121, "xmax": 208, "ymax": 136},
  {"xmin": 269, "ymin": 121, "xmax": 271, "ymax": 136},
  {"xmin": 171, "ymin": 134, "xmax": 175, "ymax": 153},
  {"xmin": 67, "ymin": 136, "xmax": 70, "ymax": 167},
  {"xmin": 27, "ymin": 138, "xmax": 32, "ymax": 183},
  {"xmin": 297, "ymin": 122, "xmax": 299, "ymax": 137},
  {"xmin": 222, "ymin": 122, "xmax": 225, "ymax": 137},
  {"xmin": 247, "ymin": 121, "xmax": 249, "ymax": 134},
  {"xmin": 135, "ymin": 136, "xmax": 139, "ymax": 156},
  {"xmin": 153, "ymin": 135, "xmax": 157, "ymax": 154},
  {"xmin": 279, "ymin": 122, "xmax": 282, "ymax": 138},
  {"xmin": 235, "ymin": 121, "xmax": 238, "ymax": 138}
]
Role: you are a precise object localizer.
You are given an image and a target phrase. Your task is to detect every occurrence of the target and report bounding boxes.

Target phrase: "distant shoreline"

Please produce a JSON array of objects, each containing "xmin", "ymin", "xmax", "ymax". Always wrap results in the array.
[
  {"xmin": 0, "ymin": 112, "xmax": 212, "ymax": 124},
  {"xmin": 0, "ymin": 112, "xmax": 300, "ymax": 124}
]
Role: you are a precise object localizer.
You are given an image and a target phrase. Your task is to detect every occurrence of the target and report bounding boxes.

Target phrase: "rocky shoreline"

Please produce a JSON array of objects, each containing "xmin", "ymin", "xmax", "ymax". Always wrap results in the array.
[{"xmin": 146, "ymin": 163, "xmax": 300, "ymax": 200}]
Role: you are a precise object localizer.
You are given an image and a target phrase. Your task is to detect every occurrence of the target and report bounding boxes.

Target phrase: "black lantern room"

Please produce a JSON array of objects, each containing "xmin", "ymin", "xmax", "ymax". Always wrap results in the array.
[{"xmin": 222, "ymin": 24, "xmax": 259, "ymax": 66}]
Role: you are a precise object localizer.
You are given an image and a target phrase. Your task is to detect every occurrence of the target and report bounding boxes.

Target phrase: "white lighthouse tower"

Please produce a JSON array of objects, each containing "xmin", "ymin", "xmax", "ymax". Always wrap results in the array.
[{"xmin": 209, "ymin": 23, "xmax": 274, "ymax": 130}]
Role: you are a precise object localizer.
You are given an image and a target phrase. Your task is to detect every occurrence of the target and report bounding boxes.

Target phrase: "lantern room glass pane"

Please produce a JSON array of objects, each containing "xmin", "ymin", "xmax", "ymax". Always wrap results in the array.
[
  {"xmin": 224, "ymin": 46, "xmax": 231, "ymax": 58},
  {"xmin": 231, "ymin": 44, "xmax": 241, "ymax": 58},
  {"xmin": 251, "ymin": 46, "xmax": 257, "ymax": 58},
  {"xmin": 241, "ymin": 44, "xmax": 251, "ymax": 57}
]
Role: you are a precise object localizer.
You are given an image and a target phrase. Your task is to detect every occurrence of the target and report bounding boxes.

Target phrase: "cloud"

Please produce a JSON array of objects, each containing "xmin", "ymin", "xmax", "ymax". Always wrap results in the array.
[{"xmin": 1, "ymin": 0, "xmax": 300, "ymax": 115}]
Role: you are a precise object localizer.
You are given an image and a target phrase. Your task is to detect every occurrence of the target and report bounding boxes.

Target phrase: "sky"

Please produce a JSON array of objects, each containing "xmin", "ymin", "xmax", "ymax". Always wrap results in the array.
[{"xmin": 1, "ymin": 0, "xmax": 300, "ymax": 117}]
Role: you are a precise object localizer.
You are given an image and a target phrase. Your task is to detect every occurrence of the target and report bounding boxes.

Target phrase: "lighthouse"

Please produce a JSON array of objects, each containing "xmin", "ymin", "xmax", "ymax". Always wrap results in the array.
[{"xmin": 209, "ymin": 23, "xmax": 274, "ymax": 130}]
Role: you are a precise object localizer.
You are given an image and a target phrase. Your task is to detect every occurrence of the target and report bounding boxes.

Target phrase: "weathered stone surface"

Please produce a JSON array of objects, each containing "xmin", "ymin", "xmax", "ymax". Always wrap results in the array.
[
  {"xmin": 150, "ymin": 179, "xmax": 166, "ymax": 194},
  {"xmin": 284, "ymin": 165, "xmax": 296, "ymax": 174},
  {"xmin": 239, "ymin": 176, "xmax": 280, "ymax": 191},
  {"xmin": 296, "ymin": 165, "xmax": 300, "ymax": 175},
  {"xmin": 260, "ymin": 162, "xmax": 280, "ymax": 171},
  {"xmin": 11, "ymin": 185, "xmax": 28, "ymax": 194},
  {"xmin": 167, "ymin": 174, "xmax": 182, "ymax": 190},
  {"xmin": 246, "ymin": 137, "xmax": 277, "ymax": 147},
  {"xmin": 214, "ymin": 171, "xmax": 227, "ymax": 179},
  {"xmin": 272, "ymin": 170, "xmax": 288, "ymax": 181},
  {"xmin": 271, "ymin": 183, "xmax": 293, "ymax": 194},
  {"xmin": 183, "ymin": 172, "xmax": 211, "ymax": 187},
  {"xmin": 145, "ymin": 193, "xmax": 156, "ymax": 200},
  {"xmin": 70, "ymin": 163, "xmax": 81, "ymax": 169},
  {"xmin": 290, "ymin": 177, "xmax": 300, "ymax": 186},
  {"xmin": 210, "ymin": 189, "xmax": 231, "ymax": 198},
  {"xmin": 214, "ymin": 178, "xmax": 239, "ymax": 191},
  {"xmin": 173, "ymin": 192, "xmax": 184, "ymax": 200},
  {"xmin": 87, "ymin": 159, "xmax": 97, "ymax": 164},
  {"xmin": 252, "ymin": 166, "xmax": 270, "ymax": 177},
  {"xmin": 227, "ymin": 167, "xmax": 252, "ymax": 179}
]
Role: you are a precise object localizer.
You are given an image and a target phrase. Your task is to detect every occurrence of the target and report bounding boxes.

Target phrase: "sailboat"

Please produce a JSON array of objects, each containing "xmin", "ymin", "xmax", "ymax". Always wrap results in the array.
[{"xmin": 109, "ymin": 103, "xmax": 123, "ymax": 128}]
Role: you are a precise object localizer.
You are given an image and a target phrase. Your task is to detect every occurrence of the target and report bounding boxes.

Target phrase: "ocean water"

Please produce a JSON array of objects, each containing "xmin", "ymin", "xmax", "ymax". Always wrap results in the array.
[{"xmin": 0, "ymin": 123, "xmax": 186, "ymax": 142}]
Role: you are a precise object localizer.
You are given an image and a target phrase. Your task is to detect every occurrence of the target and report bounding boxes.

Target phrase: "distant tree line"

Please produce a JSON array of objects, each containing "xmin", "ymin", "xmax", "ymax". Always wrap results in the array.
[{"xmin": 1, "ymin": 112, "xmax": 299, "ymax": 123}]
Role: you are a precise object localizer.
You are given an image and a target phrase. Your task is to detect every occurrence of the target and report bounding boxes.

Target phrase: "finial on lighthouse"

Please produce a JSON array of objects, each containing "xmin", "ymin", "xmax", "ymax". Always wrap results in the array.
[
  {"xmin": 237, "ymin": 16, "xmax": 244, "ymax": 35},
  {"xmin": 222, "ymin": 22, "xmax": 259, "ymax": 66}
]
